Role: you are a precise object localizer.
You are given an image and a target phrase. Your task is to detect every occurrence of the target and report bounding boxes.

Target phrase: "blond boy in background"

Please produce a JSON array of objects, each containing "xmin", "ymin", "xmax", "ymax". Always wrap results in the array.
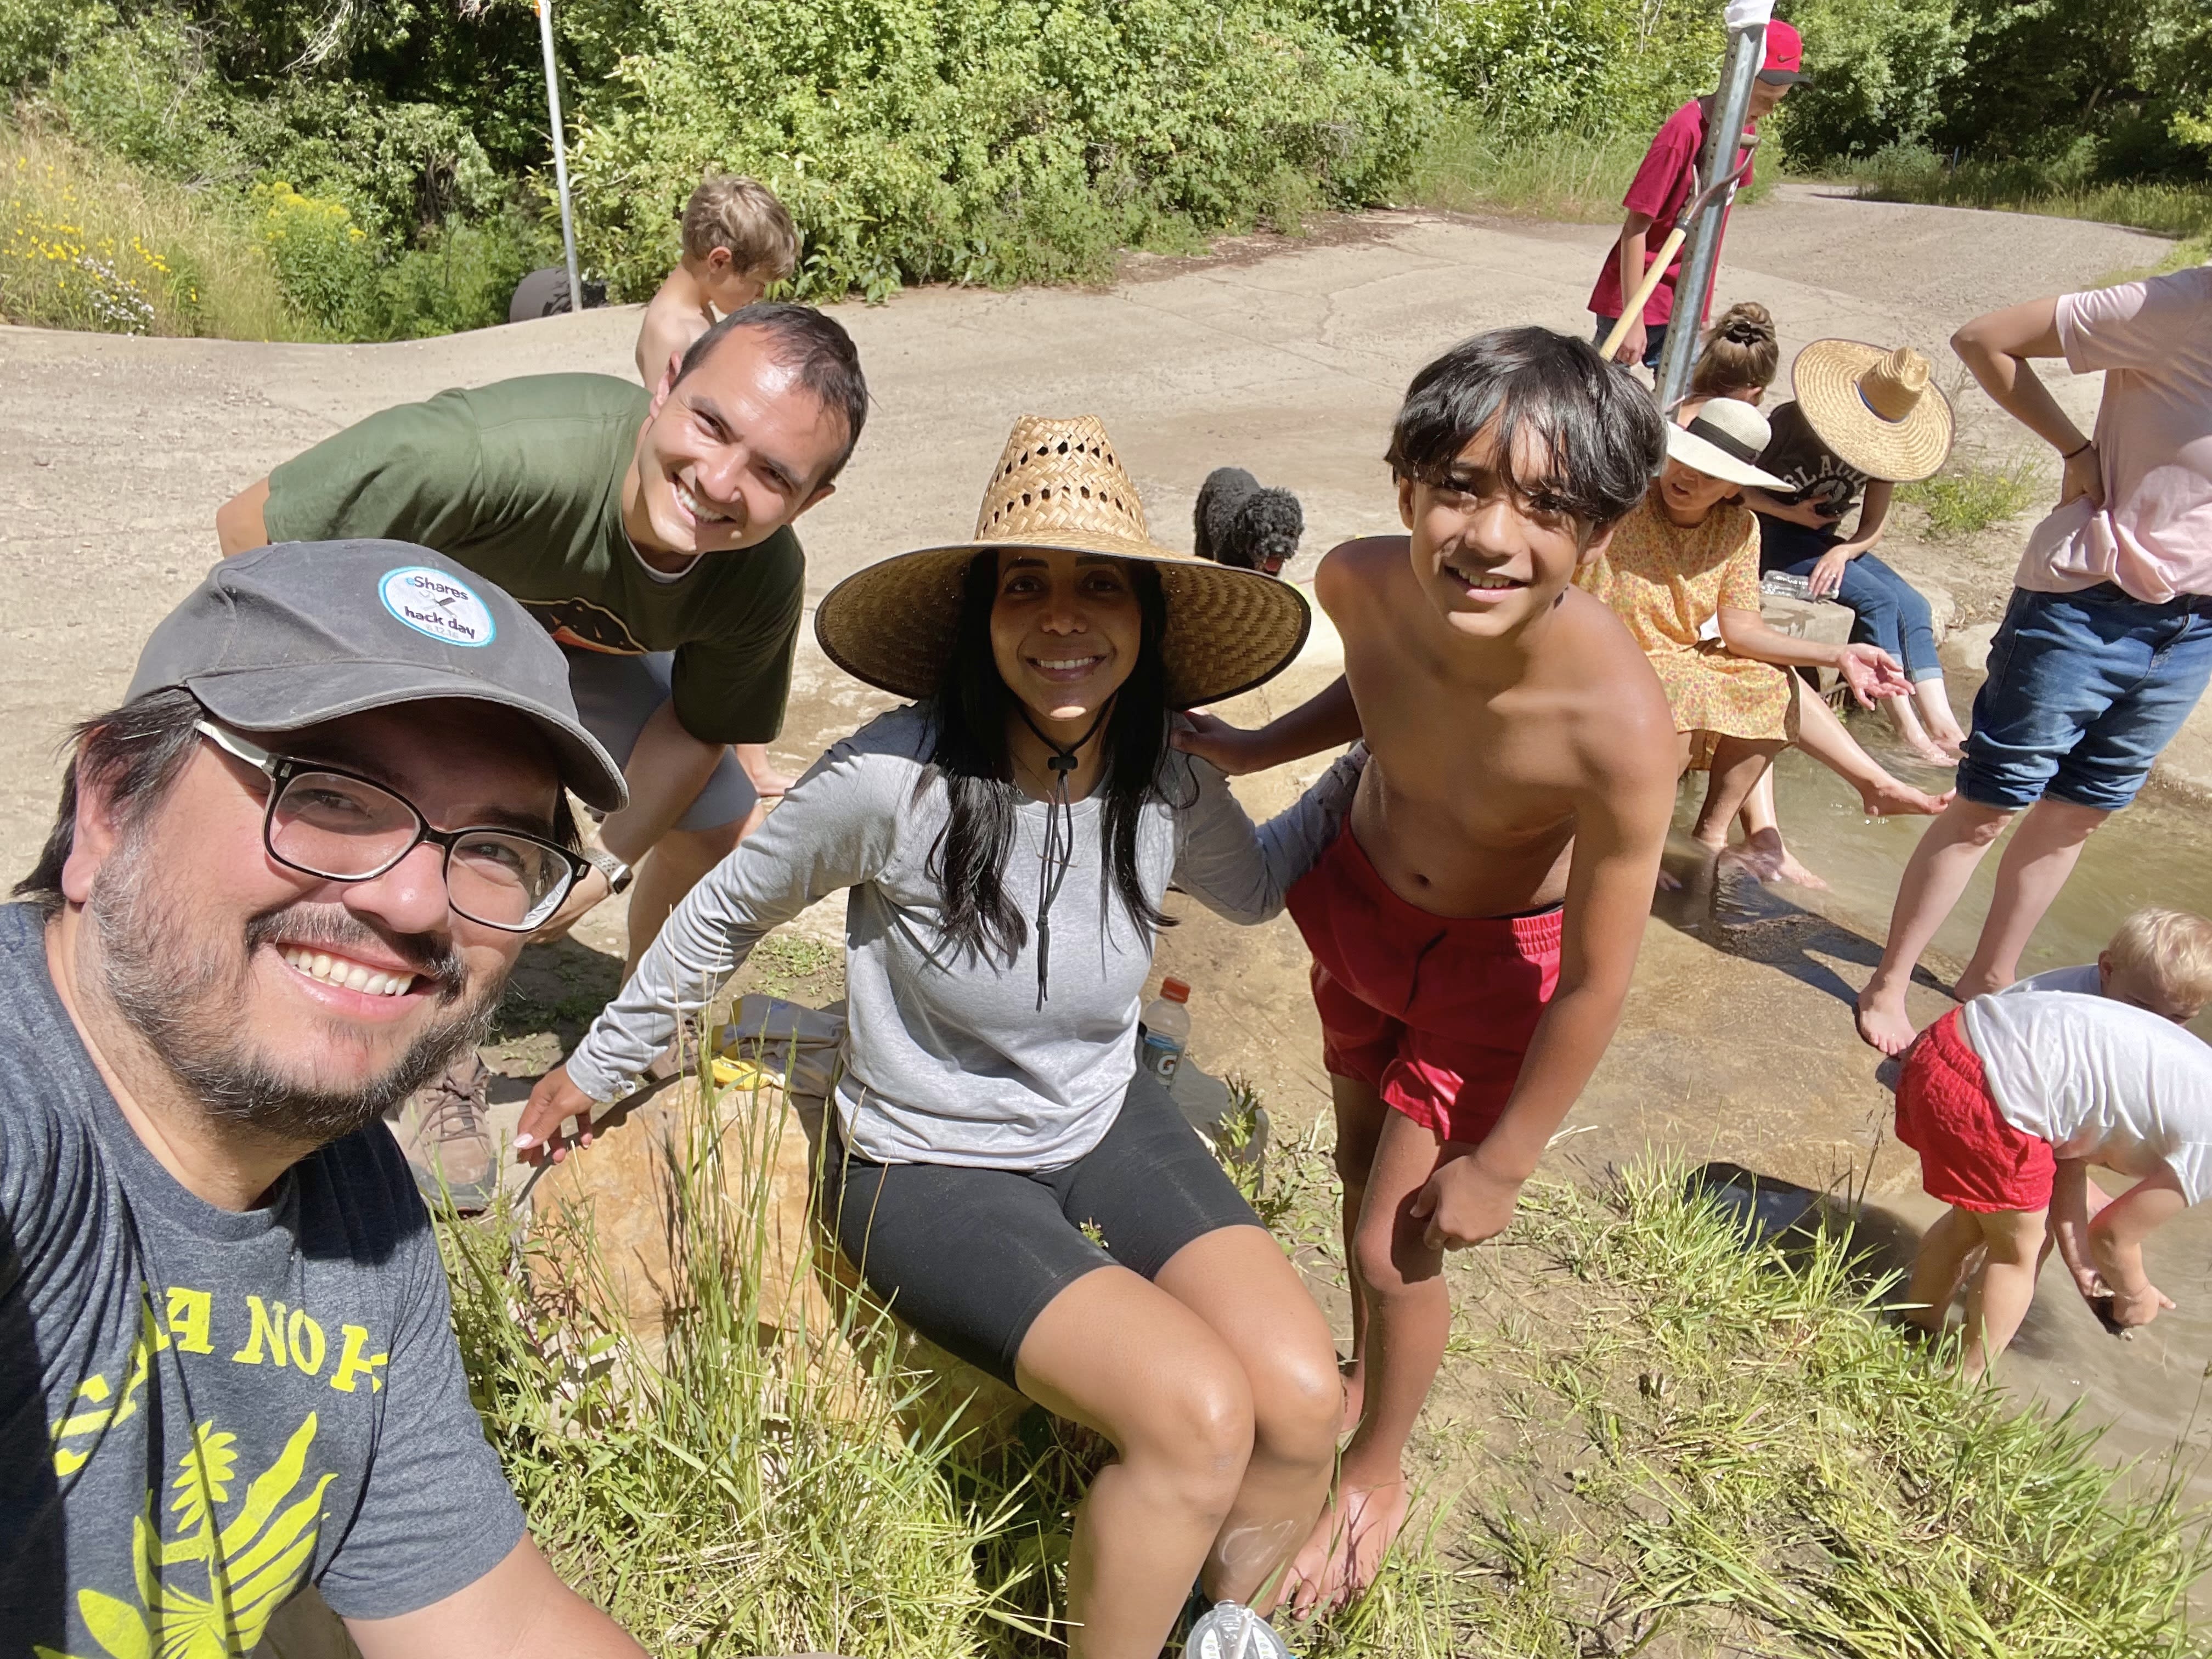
[
  {"xmin": 634, "ymin": 176, "xmax": 801, "ymax": 384},
  {"xmin": 636, "ymin": 174, "xmax": 805, "ymax": 797}
]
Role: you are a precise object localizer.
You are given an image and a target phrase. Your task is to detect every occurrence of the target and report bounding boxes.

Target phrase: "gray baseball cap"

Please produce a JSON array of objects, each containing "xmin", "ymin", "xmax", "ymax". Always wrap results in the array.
[{"xmin": 129, "ymin": 541, "xmax": 629, "ymax": 811}]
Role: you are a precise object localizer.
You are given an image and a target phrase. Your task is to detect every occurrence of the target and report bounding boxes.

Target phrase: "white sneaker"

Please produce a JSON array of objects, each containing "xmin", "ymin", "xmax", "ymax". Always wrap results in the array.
[{"xmin": 1184, "ymin": 1600, "xmax": 1295, "ymax": 1659}]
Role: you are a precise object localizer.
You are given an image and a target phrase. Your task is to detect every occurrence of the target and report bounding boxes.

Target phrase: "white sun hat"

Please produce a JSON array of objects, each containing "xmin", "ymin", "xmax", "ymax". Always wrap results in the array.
[{"xmin": 1664, "ymin": 397, "xmax": 1789, "ymax": 490}]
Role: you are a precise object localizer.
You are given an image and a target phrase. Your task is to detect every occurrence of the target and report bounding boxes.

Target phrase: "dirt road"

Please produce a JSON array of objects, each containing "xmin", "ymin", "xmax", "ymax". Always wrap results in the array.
[
  {"xmin": 0, "ymin": 182, "xmax": 2174, "ymax": 871},
  {"xmin": 12, "ymin": 184, "xmax": 2211, "ymax": 1505}
]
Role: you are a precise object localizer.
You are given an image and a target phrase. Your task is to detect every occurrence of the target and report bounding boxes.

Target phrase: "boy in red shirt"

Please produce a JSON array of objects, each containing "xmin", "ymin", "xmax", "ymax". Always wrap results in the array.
[{"xmin": 1590, "ymin": 21, "xmax": 1808, "ymax": 370}]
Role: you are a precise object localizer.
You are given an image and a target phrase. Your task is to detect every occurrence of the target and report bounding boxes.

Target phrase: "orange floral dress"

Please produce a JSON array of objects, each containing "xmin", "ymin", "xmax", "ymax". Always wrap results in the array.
[{"xmin": 1576, "ymin": 489, "xmax": 1794, "ymax": 741}]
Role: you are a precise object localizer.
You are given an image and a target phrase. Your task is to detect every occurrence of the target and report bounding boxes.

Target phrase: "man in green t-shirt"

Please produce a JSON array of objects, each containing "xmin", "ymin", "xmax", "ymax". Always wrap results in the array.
[{"xmin": 215, "ymin": 303, "xmax": 866, "ymax": 1204}]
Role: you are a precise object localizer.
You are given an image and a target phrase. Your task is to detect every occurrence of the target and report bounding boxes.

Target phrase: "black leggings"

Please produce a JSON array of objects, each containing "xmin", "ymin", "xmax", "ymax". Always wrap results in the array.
[{"xmin": 819, "ymin": 1070, "xmax": 1261, "ymax": 1385}]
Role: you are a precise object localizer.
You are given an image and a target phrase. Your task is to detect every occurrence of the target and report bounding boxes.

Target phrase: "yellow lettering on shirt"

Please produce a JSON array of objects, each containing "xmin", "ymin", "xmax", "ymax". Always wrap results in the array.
[
  {"xmin": 51, "ymin": 1306, "xmax": 156, "ymax": 1476},
  {"xmin": 328, "ymin": 1325, "xmax": 387, "ymax": 1394},
  {"xmin": 231, "ymin": 1296, "xmax": 290, "ymax": 1367},
  {"xmin": 166, "ymin": 1285, "xmax": 216, "ymax": 1354},
  {"xmin": 286, "ymin": 1308, "xmax": 327, "ymax": 1375}
]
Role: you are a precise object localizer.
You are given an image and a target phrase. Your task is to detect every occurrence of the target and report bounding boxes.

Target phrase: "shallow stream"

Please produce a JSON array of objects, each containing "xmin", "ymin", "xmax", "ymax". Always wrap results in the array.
[{"xmin": 1662, "ymin": 684, "xmax": 2212, "ymax": 1509}]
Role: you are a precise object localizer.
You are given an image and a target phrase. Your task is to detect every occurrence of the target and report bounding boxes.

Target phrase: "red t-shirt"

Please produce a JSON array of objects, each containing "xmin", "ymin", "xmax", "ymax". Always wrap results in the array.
[{"xmin": 1587, "ymin": 98, "xmax": 1756, "ymax": 329}]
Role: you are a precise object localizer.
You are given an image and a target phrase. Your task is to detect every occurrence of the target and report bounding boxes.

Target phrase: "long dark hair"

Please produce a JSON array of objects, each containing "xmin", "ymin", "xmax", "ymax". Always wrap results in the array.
[{"xmin": 924, "ymin": 551, "xmax": 1176, "ymax": 968}]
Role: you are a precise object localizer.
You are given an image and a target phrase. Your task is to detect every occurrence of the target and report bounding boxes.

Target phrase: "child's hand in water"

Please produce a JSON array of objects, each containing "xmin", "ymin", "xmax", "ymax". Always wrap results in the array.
[
  {"xmin": 1411, "ymin": 1155, "xmax": 1523, "ymax": 1250},
  {"xmin": 1835, "ymin": 644, "xmax": 1911, "ymax": 708},
  {"xmin": 2109, "ymin": 1283, "xmax": 2176, "ymax": 1329}
]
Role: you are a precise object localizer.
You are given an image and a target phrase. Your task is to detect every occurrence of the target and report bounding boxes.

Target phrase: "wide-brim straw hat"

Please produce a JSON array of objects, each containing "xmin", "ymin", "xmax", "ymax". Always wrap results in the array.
[
  {"xmin": 814, "ymin": 415, "xmax": 1310, "ymax": 708},
  {"xmin": 1666, "ymin": 397, "xmax": 1790, "ymax": 490},
  {"xmin": 1792, "ymin": 340, "xmax": 1955, "ymax": 482}
]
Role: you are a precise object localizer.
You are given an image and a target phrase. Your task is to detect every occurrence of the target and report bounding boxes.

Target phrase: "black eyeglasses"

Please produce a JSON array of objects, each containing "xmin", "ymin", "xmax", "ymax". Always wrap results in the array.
[{"xmin": 197, "ymin": 722, "xmax": 588, "ymax": 933}]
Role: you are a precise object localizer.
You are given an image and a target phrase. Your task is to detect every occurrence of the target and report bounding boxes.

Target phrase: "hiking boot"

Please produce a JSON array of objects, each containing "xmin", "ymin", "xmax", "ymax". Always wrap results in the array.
[
  {"xmin": 387, "ymin": 1049, "xmax": 497, "ymax": 1214},
  {"xmin": 1185, "ymin": 1600, "xmax": 1297, "ymax": 1659}
]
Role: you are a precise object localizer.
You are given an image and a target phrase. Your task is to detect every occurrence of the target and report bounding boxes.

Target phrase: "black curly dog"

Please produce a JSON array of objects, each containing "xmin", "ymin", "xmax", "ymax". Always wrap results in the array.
[{"xmin": 1193, "ymin": 467, "xmax": 1304, "ymax": 576}]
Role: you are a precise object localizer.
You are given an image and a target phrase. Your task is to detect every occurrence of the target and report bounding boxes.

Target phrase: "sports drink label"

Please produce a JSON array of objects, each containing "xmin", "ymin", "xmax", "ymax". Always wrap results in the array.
[{"xmin": 1138, "ymin": 1029, "xmax": 1184, "ymax": 1082}]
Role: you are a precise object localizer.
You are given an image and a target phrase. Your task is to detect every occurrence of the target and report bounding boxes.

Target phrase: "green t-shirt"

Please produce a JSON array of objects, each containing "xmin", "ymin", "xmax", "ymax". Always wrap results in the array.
[{"xmin": 264, "ymin": 373, "xmax": 803, "ymax": 746}]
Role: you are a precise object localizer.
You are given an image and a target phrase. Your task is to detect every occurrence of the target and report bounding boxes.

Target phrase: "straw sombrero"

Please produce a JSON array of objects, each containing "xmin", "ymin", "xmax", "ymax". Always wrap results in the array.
[
  {"xmin": 814, "ymin": 415, "xmax": 1311, "ymax": 708},
  {"xmin": 1792, "ymin": 340, "xmax": 1955, "ymax": 483}
]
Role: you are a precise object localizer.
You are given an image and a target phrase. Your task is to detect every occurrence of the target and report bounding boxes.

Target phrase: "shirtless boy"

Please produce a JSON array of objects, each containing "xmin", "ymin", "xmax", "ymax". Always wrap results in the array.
[
  {"xmin": 1182, "ymin": 326, "xmax": 1678, "ymax": 1606},
  {"xmin": 634, "ymin": 176, "xmax": 800, "ymax": 385}
]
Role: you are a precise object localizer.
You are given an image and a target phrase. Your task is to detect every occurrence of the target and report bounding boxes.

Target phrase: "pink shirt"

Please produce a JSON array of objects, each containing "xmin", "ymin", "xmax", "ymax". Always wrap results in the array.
[
  {"xmin": 2016, "ymin": 267, "xmax": 2212, "ymax": 602},
  {"xmin": 1586, "ymin": 99, "xmax": 1756, "ymax": 330}
]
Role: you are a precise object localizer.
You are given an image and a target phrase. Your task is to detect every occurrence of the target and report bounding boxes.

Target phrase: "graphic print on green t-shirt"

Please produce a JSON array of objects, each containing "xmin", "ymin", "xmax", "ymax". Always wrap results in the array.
[{"xmin": 262, "ymin": 373, "xmax": 804, "ymax": 745}]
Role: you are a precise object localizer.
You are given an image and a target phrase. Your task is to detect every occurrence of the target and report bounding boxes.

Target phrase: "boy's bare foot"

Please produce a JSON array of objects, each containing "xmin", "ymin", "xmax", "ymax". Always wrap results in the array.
[
  {"xmin": 1285, "ymin": 1475, "xmax": 1411, "ymax": 1615},
  {"xmin": 1854, "ymin": 988, "xmax": 1919, "ymax": 1056},
  {"xmin": 1858, "ymin": 775, "xmax": 1955, "ymax": 818},
  {"xmin": 1900, "ymin": 731, "xmax": 1959, "ymax": 768}
]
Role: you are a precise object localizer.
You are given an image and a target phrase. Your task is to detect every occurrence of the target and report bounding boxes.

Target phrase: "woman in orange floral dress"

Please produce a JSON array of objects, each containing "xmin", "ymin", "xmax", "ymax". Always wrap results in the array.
[{"xmin": 1578, "ymin": 399, "xmax": 1931, "ymax": 873}]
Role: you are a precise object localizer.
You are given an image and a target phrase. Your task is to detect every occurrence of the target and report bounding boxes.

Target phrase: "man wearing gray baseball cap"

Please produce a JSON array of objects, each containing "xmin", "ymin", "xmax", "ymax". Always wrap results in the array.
[{"xmin": 0, "ymin": 542, "xmax": 648, "ymax": 1656}]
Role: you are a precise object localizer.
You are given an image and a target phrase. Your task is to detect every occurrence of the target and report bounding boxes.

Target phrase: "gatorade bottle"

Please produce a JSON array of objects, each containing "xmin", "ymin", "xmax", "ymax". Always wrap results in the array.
[{"xmin": 1137, "ymin": 978, "xmax": 1192, "ymax": 1082}]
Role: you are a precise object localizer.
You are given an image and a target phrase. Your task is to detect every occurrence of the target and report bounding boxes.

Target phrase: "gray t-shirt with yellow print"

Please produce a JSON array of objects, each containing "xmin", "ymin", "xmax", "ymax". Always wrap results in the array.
[{"xmin": 0, "ymin": 901, "xmax": 523, "ymax": 1656}]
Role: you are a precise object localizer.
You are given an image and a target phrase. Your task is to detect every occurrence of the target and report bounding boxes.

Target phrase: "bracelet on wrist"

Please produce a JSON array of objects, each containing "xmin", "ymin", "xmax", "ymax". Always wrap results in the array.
[{"xmin": 2060, "ymin": 438, "xmax": 2094, "ymax": 461}]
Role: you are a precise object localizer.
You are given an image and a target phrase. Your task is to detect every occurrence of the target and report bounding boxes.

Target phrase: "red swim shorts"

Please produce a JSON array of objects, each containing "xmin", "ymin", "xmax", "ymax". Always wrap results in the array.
[
  {"xmin": 1894, "ymin": 1008, "xmax": 2056, "ymax": 1213},
  {"xmin": 1286, "ymin": 824, "xmax": 1560, "ymax": 1144}
]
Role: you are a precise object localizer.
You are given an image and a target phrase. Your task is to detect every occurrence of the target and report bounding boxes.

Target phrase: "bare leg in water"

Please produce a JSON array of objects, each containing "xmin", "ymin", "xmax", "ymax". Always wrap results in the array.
[
  {"xmin": 1794, "ymin": 685, "xmax": 1954, "ymax": 819},
  {"xmin": 1728, "ymin": 768, "xmax": 1830, "ymax": 889},
  {"xmin": 1949, "ymin": 798, "xmax": 2108, "ymax": 998},
  {"xmin": 1854, "ymin": 797, "xmax": 2017, "ymax": 1054}
]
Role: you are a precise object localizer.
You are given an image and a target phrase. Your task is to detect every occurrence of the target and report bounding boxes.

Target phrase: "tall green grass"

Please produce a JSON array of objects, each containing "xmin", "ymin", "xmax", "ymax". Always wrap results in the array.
[
  {"xmin": 1900, "ymin": 455, "xmax": 2045, "ymax": 540},
  {"xmin": 1, "ymin": 119, "xmax": 306, "ymax": 338},
  {"xmin": 1841, "ymin": 149, "xmax": 2212, "ymax": 275},
  {"xmin": 442, "ymin": 1069, "xmax": 2211, "ymax": 1656},
  {"xmin": 1400, "ymin": 117, "xmax": 1653, "ymax": 224},
  {"xmin": 1401, "ymin": 112, "xmax": 1781, "ymax": 227}
]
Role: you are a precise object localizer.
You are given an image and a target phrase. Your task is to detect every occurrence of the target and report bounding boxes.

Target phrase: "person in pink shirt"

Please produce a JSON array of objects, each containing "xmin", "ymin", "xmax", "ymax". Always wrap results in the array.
[
  {"xmin": 1857, "ymin": 268, "xmax": 2212, "ymax": 1054},
  {"xmin": 1589, "ymin": 21, "xmax": 1808, "ymax": 371}
]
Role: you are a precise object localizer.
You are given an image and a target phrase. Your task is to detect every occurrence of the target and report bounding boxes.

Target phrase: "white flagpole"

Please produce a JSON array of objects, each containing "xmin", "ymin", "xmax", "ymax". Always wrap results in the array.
[{"xmin": 535, "ymin": 0, "xmax": 584, "ymax": 310}]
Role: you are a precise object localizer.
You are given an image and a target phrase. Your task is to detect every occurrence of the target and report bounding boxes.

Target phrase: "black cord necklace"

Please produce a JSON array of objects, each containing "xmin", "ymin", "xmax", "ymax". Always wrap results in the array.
[{"xmin": 1015, "ymin": 700, "xmax": 1113, "ymax": 1010}]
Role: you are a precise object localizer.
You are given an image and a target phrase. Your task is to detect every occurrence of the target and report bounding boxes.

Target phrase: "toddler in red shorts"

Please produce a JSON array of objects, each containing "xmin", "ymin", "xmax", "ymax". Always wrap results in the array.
[
  {"xmin": 1898, "ymin": 957, "xmax": 2212, "ymax": 1378},
  {"xmin": 1176, "ymin": 328, "xmax": 1678, "ymax": 1607}
]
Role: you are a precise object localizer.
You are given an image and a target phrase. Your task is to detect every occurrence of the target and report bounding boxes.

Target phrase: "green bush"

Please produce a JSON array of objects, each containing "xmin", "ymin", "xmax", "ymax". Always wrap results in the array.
[
  {"xmin": 1775, "ymin": 0, "xmax": 1966, "ymax": 165},
  {"xmin": 565, "ymin": 0, "xmax": 1435, "ymax": 302},
  {"xmin": 1413, "ymin": 0, "xmax": 1722, "ymax": 140},
  {"xmin": 251, "ymin": 178, "xmax": 550, "ymax": 340}
]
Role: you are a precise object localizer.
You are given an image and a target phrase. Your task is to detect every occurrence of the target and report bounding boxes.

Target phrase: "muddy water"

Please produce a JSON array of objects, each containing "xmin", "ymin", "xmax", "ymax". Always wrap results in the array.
[{"xmin": 1675, "ymin": 693, "xmax": 2212, "ymax": 1509}]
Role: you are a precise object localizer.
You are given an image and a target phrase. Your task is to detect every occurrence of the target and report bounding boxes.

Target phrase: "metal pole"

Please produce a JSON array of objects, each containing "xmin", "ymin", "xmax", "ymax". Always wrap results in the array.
[
  {"xmin": 536, "ymin": 0, "xmax": 583, "ymax": 311},
  {"xmin": 1652, "ymin": 7, "xmax": 1768, "ymax": 413}
]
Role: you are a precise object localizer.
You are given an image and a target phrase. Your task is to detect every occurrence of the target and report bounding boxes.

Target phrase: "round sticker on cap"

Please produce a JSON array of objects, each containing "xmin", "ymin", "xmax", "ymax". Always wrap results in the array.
[{"xmin": 380, "ymin": 566, "xmax": 496, "ymax": 648}]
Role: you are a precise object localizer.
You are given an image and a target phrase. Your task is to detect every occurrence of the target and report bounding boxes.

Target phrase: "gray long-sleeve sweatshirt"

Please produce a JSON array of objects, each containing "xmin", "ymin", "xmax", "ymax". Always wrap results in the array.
[{"xmin": 566, "ymin": 703, "xmax": 1360, "ymax": 1169}]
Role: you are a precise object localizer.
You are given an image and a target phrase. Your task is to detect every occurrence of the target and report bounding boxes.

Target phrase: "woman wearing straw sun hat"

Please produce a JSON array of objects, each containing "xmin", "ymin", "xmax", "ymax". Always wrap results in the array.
[
  {"xmin": 1741, "ymin": 340, "xmax": 1965, "ymax": 764},
  {"xmin": 521, "ymin": 415, "xmax": 1355, "ymax": 1659}
]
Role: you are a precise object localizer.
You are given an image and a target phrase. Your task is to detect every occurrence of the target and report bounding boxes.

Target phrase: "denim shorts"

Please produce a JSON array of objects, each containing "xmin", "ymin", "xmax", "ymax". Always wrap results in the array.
[{"xmin": 1958, "ymin": 584, "xmax": 2212, "ymax": 811}]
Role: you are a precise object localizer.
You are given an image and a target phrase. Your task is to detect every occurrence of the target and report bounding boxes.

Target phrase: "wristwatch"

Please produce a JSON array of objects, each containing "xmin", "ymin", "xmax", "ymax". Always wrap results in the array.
[{"xmin": 584, "ymin": 848, "xmax": 633, "ymax": 895}]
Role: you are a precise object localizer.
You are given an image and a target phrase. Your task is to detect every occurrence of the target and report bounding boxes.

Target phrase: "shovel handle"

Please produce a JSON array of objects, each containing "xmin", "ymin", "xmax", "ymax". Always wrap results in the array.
[{"xmin": 1599, "ymin": 226, "xmax": 1688, "ymax": 362}]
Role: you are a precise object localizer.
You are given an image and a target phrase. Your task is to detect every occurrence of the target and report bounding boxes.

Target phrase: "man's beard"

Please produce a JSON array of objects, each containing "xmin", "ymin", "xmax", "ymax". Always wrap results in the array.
[{"xmin": 88, "ymin": 833, "xmax": 501, "ymax": 1147}]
